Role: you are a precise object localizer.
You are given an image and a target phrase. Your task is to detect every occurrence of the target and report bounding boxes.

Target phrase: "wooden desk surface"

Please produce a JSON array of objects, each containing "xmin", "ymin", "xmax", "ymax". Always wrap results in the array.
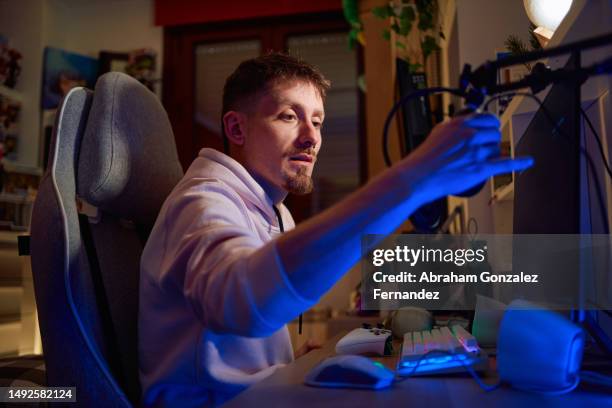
[{"xmin": 224, "ymin": 332, "xmax": 612, "ymax": 407}]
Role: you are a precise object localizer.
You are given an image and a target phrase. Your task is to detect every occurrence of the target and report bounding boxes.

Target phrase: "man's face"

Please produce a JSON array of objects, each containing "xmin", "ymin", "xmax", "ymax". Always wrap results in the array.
[{"xmin": 241, "ymin": 80, "xmax": 324, "ymax": 195}]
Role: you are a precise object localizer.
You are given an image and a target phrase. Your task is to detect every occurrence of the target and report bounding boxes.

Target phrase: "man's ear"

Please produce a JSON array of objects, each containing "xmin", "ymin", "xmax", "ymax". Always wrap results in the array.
[{"xmin": 223, "ymin": 111, "xmax": 247, "ymax": 146}]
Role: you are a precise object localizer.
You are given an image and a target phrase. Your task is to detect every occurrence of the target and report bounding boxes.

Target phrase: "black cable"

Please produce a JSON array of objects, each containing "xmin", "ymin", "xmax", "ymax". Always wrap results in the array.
[
  {"xmin": 382, "ymin": 87, "xmax": 465, "ymax": 167},
  {"xmin": 482, "ymin": 92, "xmax": 544, "ymax": 114},
  {"xmin": 581, "ymin": 145, "xmax": 610, "ymax": 234},
  {"xmin": 580, "ymin": 107, "xmax": 612, "ymax": 180}
]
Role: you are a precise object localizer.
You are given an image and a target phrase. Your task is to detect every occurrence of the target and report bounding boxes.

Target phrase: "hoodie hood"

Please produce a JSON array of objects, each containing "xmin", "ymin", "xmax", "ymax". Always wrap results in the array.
[{"xmin": 181, "ymin": 148, "xmax": 288, "ymax": 227}]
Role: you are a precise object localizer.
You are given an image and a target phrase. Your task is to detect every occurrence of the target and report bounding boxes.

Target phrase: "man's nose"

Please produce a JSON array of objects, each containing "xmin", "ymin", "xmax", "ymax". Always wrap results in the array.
[{"xmin": 297, "ymin": 121, "xmax": 320, "ymax": 149}]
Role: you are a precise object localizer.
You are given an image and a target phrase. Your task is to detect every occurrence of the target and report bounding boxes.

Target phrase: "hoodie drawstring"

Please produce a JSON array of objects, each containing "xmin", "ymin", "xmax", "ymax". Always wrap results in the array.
[{"xmin": 272, "ymin": 205, "xmax": 302, "ymax": 336}]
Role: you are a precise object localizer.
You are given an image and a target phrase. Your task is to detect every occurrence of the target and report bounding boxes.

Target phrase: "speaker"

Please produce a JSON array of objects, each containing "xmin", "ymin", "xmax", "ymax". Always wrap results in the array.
[{"xmin": 497, "ymin": 300, "xmax": 584, "ymax": 393}]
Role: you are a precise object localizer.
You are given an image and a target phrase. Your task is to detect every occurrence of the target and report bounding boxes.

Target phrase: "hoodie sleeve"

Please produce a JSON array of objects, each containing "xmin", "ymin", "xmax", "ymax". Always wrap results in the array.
[{"xmin": 160, "ymin": 182, "xmax": 316, "ymax": 337}]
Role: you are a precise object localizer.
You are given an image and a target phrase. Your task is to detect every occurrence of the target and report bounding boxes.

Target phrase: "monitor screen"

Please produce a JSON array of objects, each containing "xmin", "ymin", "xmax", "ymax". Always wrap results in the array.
[{"xmin": 513, "ymin": 54, "xmax": 581, "ymax": 234}]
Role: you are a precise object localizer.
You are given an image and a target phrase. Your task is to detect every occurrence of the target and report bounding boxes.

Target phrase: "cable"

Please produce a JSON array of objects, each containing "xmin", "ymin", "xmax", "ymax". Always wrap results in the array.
[
  {"xmin": 482, "ymin": 92, "xmax": 544, "ymax": 114},
  {"xmin": 580, "ymin": 107, "xmax": 612, "ymax": 180},
  {"xmin": 382, "ymin": 87, "xmax": 465, "ymax": 167},
  {"xmin": 393, "ymin": 349, "xmax": 501, "ymax": 392},
  {"xmin": 581, "ymin": 145, "xmax": 611, "ymax": 234}
]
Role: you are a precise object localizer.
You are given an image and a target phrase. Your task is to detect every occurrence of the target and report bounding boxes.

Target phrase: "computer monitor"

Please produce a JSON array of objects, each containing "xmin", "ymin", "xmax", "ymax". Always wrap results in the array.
[
  {"xmin": 513, "ymin": 54, "xmax": 581, "ymax": 234},
  {"xmin": 511, "ymin": 48, "xmax": 612, "ymax": 355}
]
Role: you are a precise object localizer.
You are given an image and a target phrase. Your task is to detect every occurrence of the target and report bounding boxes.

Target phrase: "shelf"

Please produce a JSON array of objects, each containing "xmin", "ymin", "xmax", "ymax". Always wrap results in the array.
[
  {"xmin": 0, "ymin": 85, "xmax": 23, "ymax": 102},
  {"xmin": 490, "ymin": 182, "xmax": 514, "ymax": 204},
  {"xmin": 0, "ymin": 193, "xmax": 33, "ymax": 204},
  {"xmin": 2, "ymin": 160, "xmax": 43, "ymax": 176}
]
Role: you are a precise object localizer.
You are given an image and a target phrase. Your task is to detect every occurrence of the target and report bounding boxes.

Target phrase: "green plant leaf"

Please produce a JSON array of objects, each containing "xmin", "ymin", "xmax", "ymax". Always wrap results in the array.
[
  {"xmin": 399, "ymin": 17, "xmax": 412, "ymax": 36},
  {"xmin": 342, "ymin": 0, "xmax": 360, "ymax": 25},
  {"xmin": 418, "ymin": 12, "xmax": 434, "ymax": 31},
  {"xmin": 382, "ymin": 28, "xmax": 391, "ymax": 41},
  {"xmin": 373, "ymin": 5, "xmax": 395, "ymax": 19},
  {"xmin": 391, "ymin": 22, "xmax": 401, "ymax": 34},
  {"xmin": 504, "ymin": 34, "xmax": 533, "ymax": 70},
  {"xmin": 400, "ymin": 5, "xmax": 415, "ymax": 21},
  {"xmin": 395, "ymin": 40, "xmax": 406, "ymax": 50},
  {"xmin": 504, "ymin": 35, "xmax": 529, "ymax": 55},
  {"xmin": 422, "ymin": 35, "xmax": 440, "ymax": 60},
  {"xmin": 409, "ymin": 63, "xmax": 423, "ymax": 73},
  {"xmin": 372, "ymin": 6, "xmax": 388, "ymax": 19},
  {"xmin": 348, "ymin": 27, "xmax": 360, "ymax": 49}
]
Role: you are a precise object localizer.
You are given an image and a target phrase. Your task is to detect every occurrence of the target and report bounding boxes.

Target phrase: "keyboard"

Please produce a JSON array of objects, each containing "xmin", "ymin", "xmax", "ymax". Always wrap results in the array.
[{"xmin": 397, "ymin": 325, "xmax": 488, "ymax": 376}]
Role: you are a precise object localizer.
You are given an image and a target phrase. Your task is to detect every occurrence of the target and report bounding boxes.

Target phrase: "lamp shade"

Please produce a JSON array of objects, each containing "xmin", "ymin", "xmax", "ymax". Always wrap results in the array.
[{"xmin": 523, "ymin": 0, "xmax": 573, "ymax": 32}]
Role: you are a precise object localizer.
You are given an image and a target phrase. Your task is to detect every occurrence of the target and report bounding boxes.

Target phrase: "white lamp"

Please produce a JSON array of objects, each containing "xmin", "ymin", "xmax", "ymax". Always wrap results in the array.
[{"xmin": 523, "ymin": 0, "xmax": 573, "ymax": 46}]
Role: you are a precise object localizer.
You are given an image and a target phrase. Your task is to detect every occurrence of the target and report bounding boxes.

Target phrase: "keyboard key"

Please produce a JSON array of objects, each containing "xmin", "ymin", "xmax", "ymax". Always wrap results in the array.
[
  {"xmin": 439, "ymin": 326, "xmax": 465, "ymax": 354},
  {"xmin": 452, "ymin": 325, "xmax": 478, "ymax": 351},
  {"xmin": 398, "ymin": 326, "xmax": 485, "ymax": 376},
  {"xmin": 413, "ymin": 331, "xmax": 425, "ymax": 355},
  {"xmin": 422, "ymin": 330, "xmax": 434, "ymax": 352},
  {"xmin": 402, "ymin": 333, "xmax": 416, "ymax": 358}
]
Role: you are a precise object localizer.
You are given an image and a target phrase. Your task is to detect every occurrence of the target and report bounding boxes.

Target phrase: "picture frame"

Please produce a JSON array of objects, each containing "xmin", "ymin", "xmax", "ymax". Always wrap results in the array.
[{"xmin": 98, "ymin": 51, "xmax": 129, "ymax": 77}]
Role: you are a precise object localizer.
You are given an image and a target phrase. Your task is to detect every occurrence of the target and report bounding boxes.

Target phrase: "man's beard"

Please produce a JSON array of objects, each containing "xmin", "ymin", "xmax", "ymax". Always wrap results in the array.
[{"xmin": 282, "ymin": 165, "xmax": 314, "ymax": 195}]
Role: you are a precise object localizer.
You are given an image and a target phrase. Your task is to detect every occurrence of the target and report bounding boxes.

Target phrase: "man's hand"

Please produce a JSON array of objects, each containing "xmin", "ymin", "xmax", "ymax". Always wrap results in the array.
[
  {"xmin": 397, "ymin": 112, "xmax": 533, "ymax": 206},
  {"xmin": 294, "ymin": 339, "xmax": 322, "ymax": 359}
]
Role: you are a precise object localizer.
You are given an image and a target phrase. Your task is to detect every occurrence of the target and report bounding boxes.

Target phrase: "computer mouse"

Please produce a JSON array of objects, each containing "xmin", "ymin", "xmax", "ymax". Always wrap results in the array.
[
  {"xmin": 304, "ymin": 355, "xmax": 395, "ymax": 390},
  {"xmin": 389, "ymin": 307, "xmax": 433, "ymax": 339}
]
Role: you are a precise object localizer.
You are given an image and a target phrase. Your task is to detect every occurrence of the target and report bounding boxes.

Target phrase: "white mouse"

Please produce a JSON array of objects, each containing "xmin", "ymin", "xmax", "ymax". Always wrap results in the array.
[{"xmin": 305, "ymin": 355, "xmax": 395, "ymax": 389}]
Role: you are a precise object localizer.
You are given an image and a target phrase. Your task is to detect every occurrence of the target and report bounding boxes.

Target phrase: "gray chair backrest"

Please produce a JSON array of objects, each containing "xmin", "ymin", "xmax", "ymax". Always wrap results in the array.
[{"xmin": 31, "ymin": 72, "xmax": 183, "ymax": 406}]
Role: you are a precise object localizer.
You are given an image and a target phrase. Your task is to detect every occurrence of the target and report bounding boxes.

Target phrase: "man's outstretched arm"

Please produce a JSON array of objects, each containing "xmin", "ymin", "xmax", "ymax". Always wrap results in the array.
[{"xmin": 182, "ymin": 113, "xmax": 532, "ymax": 336}]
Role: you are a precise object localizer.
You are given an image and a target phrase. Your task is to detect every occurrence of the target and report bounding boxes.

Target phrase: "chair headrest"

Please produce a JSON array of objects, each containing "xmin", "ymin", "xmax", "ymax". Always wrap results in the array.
[{"xmin": 77, "ymin": 72, "xmax": 183, "ymax": 226}]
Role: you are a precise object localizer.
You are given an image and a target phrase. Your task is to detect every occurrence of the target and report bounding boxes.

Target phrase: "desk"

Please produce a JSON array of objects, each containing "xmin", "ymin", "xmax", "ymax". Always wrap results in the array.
[{"xmin": 225, "ymin": 332, "xmax": 612, "ymax": 407}]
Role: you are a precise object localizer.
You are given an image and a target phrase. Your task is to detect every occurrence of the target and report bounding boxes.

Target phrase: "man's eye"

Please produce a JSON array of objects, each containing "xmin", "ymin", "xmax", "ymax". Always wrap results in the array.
[
  {"xmin": 313, "ymin": 121, "xmax": 323, "ymax": 129},
  {"xmin": 281, "ymin": 114, "xmax": 297, "ymax": 121}
]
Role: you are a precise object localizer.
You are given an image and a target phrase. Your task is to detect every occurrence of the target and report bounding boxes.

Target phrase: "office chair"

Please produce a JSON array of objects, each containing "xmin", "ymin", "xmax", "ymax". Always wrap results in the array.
[{"xmin": 30, "ymin": 72, "xmax": 184, "ymax": 406}]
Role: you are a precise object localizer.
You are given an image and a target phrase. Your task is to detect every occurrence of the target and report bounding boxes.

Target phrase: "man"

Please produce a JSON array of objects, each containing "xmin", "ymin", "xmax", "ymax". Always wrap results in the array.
[{"xmin": 138, "ymin": 53, "xmax": 532, "ymax": 407}]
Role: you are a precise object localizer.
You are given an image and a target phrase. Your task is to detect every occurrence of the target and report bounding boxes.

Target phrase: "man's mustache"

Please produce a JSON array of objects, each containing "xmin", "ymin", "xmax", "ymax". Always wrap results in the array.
[{"xmin": 286, "ymin": 148, "xmax": 317, "ymax": 158}]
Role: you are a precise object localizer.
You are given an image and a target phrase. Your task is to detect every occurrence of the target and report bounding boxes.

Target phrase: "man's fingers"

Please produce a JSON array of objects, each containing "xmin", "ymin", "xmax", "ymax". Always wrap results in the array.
[
  {"xmin": 463, "ymin": 112, "xmax": 500, "ymax": 129},
  {"xmin": 478, "ymin": 144, "xmax": 501, "ymax": 161},
  {"xmin": 480, "ymin": 156, "xmax": 534, "ymax": 176},
  {"xmin": 469, "ymin": 129, "xmax": 502, "ymax": 145}
]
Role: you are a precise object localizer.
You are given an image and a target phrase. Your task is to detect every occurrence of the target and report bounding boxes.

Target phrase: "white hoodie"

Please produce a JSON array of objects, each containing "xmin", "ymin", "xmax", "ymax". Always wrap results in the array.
[{"xmin": 138, "ymin": 148, "xmax": 316, "ymax": 407}]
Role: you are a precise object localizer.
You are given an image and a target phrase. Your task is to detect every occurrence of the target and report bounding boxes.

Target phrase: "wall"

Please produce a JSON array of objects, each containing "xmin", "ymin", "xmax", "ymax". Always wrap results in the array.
[
  {"xmin": 454, "ymin": 0, "xmax": 531, "ymax": 79},
  {"xmin": 0, "ymin": 0, "xmax": 162, "ymax": 170},
  {"xmin": 0, "ymin": 0, "xmax": 46, "ymax": 170},
  {"xmin": 45, "ymin": 0, "xmax": 162, "ymax": 75}
]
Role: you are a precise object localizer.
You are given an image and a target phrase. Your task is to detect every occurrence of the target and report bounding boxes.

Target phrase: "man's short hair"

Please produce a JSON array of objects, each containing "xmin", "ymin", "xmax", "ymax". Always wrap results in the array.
[{"xmin": 221, "ymin": 52, "xmax": 331, "ymax": 151}]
